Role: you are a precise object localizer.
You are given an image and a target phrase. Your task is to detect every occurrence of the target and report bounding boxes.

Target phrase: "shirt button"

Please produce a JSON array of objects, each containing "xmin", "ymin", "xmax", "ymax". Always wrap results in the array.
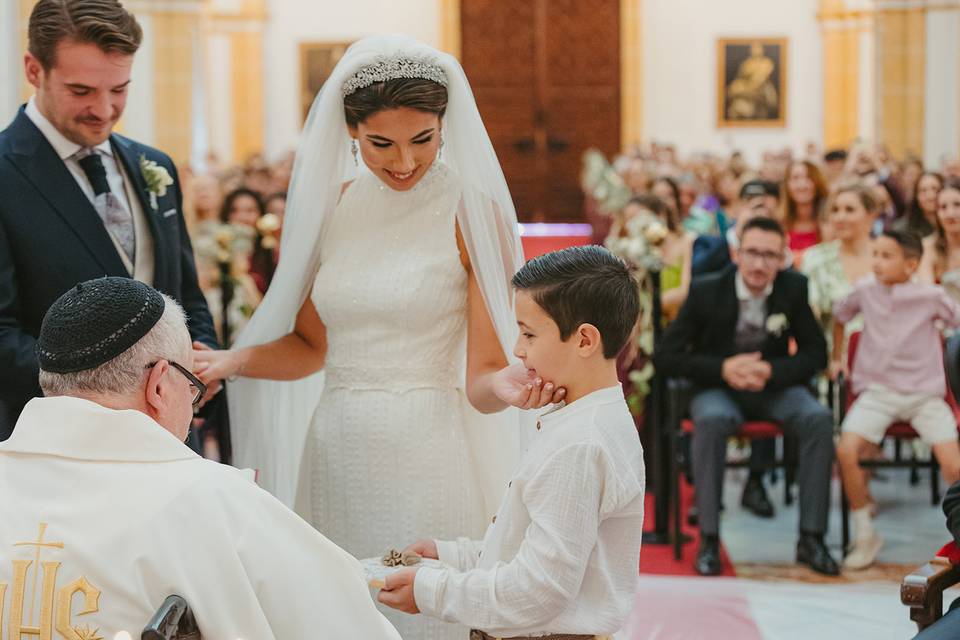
[
  {"xmin": 492, "ymin": 515, "xmax": 497, "ymax": 524},
  {"xmin": 508, "ymin": 481, "xmax": 512, "ymax": 488},
  {"xmin": 536, "ymin": 421, "xmax": 541, "ymax": 431}
]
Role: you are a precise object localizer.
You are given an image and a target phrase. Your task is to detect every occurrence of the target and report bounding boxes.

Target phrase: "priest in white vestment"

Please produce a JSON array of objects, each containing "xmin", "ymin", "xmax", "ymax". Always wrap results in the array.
[{"xmin": 0, "ymin": 277, "xmax": 400, "ymax": 640}]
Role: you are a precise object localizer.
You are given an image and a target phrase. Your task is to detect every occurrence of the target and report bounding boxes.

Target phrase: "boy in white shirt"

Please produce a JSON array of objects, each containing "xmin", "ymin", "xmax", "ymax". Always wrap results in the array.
[{"xmin": 379, "ymin": 245, "xmax": 646, "ymax": 640}]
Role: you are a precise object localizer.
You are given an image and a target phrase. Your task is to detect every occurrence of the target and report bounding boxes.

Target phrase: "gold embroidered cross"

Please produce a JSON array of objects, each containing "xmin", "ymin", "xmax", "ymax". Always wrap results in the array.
[{"xmin": 14, "ymin": 522, "xmax": 64, "ymax": 625}]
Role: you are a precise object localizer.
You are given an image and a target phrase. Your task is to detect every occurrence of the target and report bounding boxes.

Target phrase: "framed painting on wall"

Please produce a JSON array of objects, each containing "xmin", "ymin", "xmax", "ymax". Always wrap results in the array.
[
  {"xmin": 300, "ymin": 41, "xmax": 351, "ymax": 123},
  {"xmin": 716, "ymin": 37, "xmax": 787, "ymax": 128}
]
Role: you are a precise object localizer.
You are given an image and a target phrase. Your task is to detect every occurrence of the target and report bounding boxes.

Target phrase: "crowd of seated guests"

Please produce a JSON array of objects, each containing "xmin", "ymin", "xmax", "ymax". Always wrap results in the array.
[
  {"xmin": 597, "ymin": 139, "xmax": 960, "ymax": 576},
  {"xmin": 174, "ymin": 153, "xmax": 291, "ymax": 460},
  {"xmin": 179, "ymin": 152, "xmax": 290, "ymax": 348}
]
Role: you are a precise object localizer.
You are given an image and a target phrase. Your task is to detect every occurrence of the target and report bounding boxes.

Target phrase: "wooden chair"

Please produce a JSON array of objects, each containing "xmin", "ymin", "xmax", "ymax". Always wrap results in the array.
[
  {"xmin": 902, "ymin": 552, "xmax": 960, "ymax": 632},
  {"xmin": 142, "ymin": 595, "xmax": 201, "ymax": 640},
  {"xmin": 900, "ymin": 333, "xmax": 960, "ymax": 633},
  {"xmin": 839, "ymin": 331, "xmax": 956, "ymax": 551}
]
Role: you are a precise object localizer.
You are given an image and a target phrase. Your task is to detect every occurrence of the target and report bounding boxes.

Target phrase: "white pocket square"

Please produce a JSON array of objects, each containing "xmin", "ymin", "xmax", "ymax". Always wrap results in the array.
[{"xmin": 161, "ymin": 208, "xmax": 177, "ymax": 218}]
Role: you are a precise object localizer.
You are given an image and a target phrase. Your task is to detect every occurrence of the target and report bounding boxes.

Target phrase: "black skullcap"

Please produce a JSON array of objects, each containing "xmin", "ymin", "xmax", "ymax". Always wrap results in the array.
[{"xmin": 37, "ymin": 277, "xmax": 165, "ymax": 374}]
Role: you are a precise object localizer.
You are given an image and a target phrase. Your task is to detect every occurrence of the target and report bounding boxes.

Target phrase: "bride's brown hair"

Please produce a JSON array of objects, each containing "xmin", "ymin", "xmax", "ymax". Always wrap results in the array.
[{"xmin": 343, "ymin": 78, "xmax": 448, "ymax": 128}]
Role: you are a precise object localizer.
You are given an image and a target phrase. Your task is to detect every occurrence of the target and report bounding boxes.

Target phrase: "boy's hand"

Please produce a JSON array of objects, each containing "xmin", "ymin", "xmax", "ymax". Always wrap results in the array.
[
  {"xmin": 403, "ymin": 539, "xmax": 439, "ymax": 560},
  {"xmin": 492, "ymin": 363, "xmax": 566, "ymax": 409},
  {"xmin": 828, "ymin": 359, "xmax": 848, "ymax": 381},
  {"xmin": 377, "ymin": 567, "xmax": 420, "ymax": 614}
]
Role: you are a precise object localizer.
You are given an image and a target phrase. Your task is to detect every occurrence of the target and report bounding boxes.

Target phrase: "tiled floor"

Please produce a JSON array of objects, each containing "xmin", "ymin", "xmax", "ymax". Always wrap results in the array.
[{"xmin": 626, "ymin": 461, "xmax": 952, "ymax": 639}]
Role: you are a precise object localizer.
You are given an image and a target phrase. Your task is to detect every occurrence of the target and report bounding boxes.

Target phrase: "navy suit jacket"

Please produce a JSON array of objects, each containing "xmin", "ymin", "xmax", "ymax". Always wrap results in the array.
[{"xmin": 0, "ymin": 107, "xmax": 217, "ymax": 439}]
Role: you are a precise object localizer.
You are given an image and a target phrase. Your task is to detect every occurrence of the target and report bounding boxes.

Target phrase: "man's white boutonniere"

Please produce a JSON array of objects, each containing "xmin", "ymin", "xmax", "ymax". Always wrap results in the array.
[
  {"xmin": 139, "ymin": 154, "xmax": 174, "ymax": 209},
  {"xmin": 766, "ymin": 313, "xmax": 789, "ymax": 337}
]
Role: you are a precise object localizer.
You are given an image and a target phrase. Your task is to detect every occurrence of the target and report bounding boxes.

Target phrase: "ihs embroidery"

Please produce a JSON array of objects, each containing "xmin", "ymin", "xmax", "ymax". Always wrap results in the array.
[
  {"xmin": 0, "ymin": 522, "xmax": 103, "ymax": 640},
  {"xmin": 73, "ymin": 624, "xmax": 104, "ymax": 640}
]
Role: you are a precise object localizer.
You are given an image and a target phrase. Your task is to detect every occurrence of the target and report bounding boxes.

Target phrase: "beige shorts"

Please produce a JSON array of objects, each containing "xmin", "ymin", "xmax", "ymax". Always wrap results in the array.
[{"xmin": 842, "ymin": 384, "xmax": 958, "ymax": 446}]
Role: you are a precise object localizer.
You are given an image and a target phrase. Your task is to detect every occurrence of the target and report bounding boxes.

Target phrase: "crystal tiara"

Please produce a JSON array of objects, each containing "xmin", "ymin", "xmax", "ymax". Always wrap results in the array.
[{"xmin": 341, "ymin": 54, "xmax": 448, "ymax": 97}]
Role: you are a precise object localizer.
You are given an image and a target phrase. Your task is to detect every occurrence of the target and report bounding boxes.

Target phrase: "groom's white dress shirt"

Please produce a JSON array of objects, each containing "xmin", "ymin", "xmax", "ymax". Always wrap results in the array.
[
  {"xmin": 25, "ymin": 96, "xmax": 154, "ymax": 283},
  {"xmin": 414, "ymin": 385, "xmax": 645, "ymax": 637},
  {"xmin": 0, "ymin": 396, "xmax": 400, "ymax": 640}
]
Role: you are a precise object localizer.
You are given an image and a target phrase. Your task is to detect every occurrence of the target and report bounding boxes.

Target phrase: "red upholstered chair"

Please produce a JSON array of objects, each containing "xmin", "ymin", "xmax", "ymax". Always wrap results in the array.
[
  {"xmin": 838, "ymin": 331, "xmax": 958, "ymax": 550},
  {"xmin": 666, "ymin": 378, "xmax": 797, "ymax": 560}
]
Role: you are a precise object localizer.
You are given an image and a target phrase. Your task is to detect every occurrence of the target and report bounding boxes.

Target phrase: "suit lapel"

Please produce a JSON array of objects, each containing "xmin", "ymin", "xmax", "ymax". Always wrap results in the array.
[
  {"xmin": 763, "ymin": 272, "xmax": 789, "ymax": 349},
  {"xmin": 5, "ymin": 111, "xmax": 128, "ymax": 276},
  {"xmin": 110, "ymin": 135, "xmax": 166, "ymax": 279},
  {"xmin": 111, "ymin": 135, "xmax": 154, "ymax": 216},
  {"xmin": 717, "ymin": 267, "xmax": 740, "ymax": 351}
]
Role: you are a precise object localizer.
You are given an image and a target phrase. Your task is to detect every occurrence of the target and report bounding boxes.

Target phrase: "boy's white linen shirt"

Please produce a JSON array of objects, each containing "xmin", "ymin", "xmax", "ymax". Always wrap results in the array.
[
  {"xmin": 414, "ymin": 385, "xmax": 645, "ymax": 637},
  {"xmin": 0, "ymin": 396, "xmax": 400, "ymax": 640}
]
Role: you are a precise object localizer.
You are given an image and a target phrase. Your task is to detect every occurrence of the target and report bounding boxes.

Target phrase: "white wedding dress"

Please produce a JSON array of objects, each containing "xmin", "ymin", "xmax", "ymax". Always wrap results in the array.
[{"xmin": 301, "ymin": 161, "xmax": 488, "ymax": 640}]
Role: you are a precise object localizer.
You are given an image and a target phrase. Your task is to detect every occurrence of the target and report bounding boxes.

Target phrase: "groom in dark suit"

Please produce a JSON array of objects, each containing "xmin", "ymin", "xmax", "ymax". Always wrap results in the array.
[
  {"xmin": 655, "ymin": 217, "xmax": 838, "ymax": 576},
  {"xmin": 0, "ymin": 0, "xmax": 218, "ymax": 440}
]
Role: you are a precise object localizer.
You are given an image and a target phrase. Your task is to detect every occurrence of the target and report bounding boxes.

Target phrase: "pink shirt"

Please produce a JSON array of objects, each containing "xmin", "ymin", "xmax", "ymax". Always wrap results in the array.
[{"xmin": 835, "ymin": 279, "xmax": 960, "ymax": 397}]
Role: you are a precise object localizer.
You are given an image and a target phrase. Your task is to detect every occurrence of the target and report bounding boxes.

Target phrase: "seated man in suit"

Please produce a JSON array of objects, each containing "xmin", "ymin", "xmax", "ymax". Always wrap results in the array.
[
  {"xmin": 689, "ymin": 179, "xmax": 793, "ymax": 522},
  {"xmin": 655, "ymin": 217, "xmax": 838, "ymax": 576}
]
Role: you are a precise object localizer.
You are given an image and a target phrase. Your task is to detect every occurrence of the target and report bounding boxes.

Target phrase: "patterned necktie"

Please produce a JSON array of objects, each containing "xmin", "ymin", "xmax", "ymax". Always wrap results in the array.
[{"xmin": 77, "ymin": 150, "xmax": 136, "ymax": 262}]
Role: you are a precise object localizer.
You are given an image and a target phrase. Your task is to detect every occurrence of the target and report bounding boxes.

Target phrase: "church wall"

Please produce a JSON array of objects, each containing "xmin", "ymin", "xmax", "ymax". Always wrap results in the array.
[
  {"xmin": 0, "ymin": 0, "xmax": 20, "ymax": 125},
  {"xmin": 261, "ymin": 0, "xmax": 441, "ymax": 158},
  {"xmin": 923, "ymin": 5, "xmax": 960, "ymax": 168},
  {"xmin": 641, "ymin": 0, "xmax": 823, "ymax": 165}
]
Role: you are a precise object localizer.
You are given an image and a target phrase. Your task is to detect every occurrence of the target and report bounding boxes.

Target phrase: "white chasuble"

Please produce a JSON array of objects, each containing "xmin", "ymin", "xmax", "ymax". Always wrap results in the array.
[{"xmin": 0, "ymin": 396, "xmax": 400, "ymax": 640}]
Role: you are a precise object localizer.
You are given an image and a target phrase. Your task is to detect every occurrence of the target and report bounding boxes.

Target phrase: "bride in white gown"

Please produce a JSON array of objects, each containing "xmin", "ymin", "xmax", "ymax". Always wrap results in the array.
[{"xmin": 194, "ymin": 35, "xmax": 562, "ymax": 639}]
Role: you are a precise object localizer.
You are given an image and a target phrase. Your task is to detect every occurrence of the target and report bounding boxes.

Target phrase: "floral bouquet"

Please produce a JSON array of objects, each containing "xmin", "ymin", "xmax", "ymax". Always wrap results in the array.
[
  {"xmin": 581, "ymin": 148, "xmax": 632, "ymax": 215},
  {"xmin": 585, "ymin": 148, "xmax": 670, "ymax": 417},
  {"xmin": 192, "ymin": 222, "xmax": 261, "ymax": 345}
]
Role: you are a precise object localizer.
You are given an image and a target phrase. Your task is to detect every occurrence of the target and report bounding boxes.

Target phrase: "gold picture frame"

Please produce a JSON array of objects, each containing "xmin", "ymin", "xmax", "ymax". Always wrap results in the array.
[
  {"xmin": 299, "ymin": 41, "xmax": 351, "ymax": 123},
  {"xmin": 716, "ymin": 37, "xmax": 787, "ymax": 128}
]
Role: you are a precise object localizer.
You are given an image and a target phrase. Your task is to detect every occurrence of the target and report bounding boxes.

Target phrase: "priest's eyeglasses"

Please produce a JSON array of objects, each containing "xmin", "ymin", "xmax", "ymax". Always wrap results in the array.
[{"xmin": 146, "ymin": 360, "xmax": 207, "ymax": 407}]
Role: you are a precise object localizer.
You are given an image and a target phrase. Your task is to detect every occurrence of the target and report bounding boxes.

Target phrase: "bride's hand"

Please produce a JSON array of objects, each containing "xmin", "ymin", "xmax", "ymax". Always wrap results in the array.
[
  {"xmin": 192, "ymin": 347, "xmax": 243, "ymax": 385},
  {"xmin": 403, "ymin": 539, "xmax": 438, "ymax": 560},
  {"xmin": 492, "ymin": 363, "xmax": 566, "ymax": 410}
]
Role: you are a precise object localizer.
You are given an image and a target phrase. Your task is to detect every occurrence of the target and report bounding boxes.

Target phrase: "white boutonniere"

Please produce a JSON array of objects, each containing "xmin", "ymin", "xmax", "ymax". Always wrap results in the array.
[
  {"xmin": 766, "ymin": 313, "xmax": 789, "ymax": 337},
  {"xmin": 139, "ymin": 154, "xmax": 174, "ymax": 209}
]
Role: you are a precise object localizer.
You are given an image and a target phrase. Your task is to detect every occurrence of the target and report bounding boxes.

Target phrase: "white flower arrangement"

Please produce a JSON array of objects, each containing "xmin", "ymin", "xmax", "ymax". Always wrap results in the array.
[
  {"xmin": 603, "ymin": 211, "xmax": 666, "ymax": 276},
  {"xmin": 139, "ymin": 155, "xmax": 174, "ymax": 209},
  {"xmin": 581, "ymin": 148, "xmax": 632, "ymax": 214},
  {"xmin": 766, "ymin": 313, "xmax": 789, "ymax": 337}
]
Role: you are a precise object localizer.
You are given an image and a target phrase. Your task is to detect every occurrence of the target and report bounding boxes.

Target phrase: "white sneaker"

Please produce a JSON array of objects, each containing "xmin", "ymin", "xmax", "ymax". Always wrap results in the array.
[{"xmin": 843, "ymin": 533, "xmax": 884, "ymax": 570}]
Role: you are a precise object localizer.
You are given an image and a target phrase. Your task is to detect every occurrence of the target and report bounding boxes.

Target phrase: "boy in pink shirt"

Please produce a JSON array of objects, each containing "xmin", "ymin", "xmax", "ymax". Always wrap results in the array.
[{"xmin": 833, "ymin": 229, "xmax": 960, "ymax": 570}]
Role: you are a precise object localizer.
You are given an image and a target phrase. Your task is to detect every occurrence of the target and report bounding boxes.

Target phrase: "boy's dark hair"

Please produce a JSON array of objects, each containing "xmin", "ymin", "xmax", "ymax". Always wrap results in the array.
[
  {"xmin": 881, "ymin": 229, "xmax": 924, "ymax": 260},
  {"xmin": 28, "ymin": 0, "xmax": 143, "ymax": 71},
  {"xmin": 511, "ymin": 245, "xmax": 639, "ymax": 359},
  {"xmin": 740, "ymin": 216, "xmax": 785, "ymax": 240}
]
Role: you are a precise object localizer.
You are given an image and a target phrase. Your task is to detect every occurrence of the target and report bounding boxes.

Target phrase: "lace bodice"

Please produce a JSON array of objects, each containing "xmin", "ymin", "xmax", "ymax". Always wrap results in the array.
[{"xmin": 311, "ymin": 162, "xmax": 467, "ymax": 391}]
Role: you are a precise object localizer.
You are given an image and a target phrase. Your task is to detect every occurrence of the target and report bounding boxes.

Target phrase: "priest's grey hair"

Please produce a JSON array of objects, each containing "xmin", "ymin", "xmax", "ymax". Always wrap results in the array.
[{"xmin": 39, "ymin": 294, "xmax": 191, "ymax": 397}]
